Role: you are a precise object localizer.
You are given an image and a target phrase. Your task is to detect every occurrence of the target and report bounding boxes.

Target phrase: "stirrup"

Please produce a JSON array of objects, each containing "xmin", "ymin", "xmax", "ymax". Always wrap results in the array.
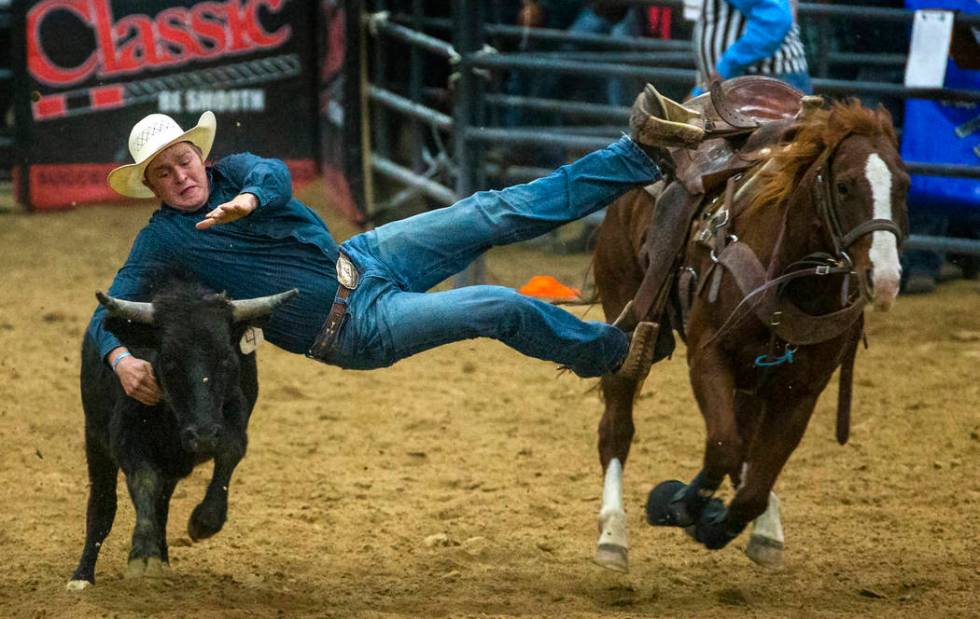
[{"xmin": 613, "ymin": 321, "xmax": 657, "ymax": 382}]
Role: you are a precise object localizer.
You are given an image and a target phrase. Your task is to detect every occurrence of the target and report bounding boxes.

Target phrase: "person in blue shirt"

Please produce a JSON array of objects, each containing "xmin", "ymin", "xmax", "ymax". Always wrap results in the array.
[
  {"xmin": 692, "ymin": 0, "xmax": 811, "ymax": 96},
  {"xmin": 91, "ymin": 90, "xmax": 701, "ymax": 406}
]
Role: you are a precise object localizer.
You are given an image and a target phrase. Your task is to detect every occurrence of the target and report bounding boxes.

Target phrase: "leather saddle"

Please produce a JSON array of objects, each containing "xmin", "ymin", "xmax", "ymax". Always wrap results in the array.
[
  {"xmin": 627, "ymin": 77, "xmax": 808, "ymax": 334},
  {"xmin": 668, "ymin": 76, "xmax": 804, "ymax": 195}
]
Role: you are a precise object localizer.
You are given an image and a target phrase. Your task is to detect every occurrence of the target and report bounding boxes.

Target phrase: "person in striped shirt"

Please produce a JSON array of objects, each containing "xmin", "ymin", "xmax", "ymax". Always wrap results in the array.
[{"xmin": 691, "ymin": 0, "xmax": 811, "ymax": 95}]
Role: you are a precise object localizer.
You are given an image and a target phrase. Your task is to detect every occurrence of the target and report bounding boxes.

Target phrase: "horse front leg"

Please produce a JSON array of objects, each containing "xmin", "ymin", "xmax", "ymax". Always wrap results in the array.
[
  {"xmin": 645, "ymin": 342, "xmax": 742, "ymax": 535},
  {"xmin": 727, "ymin": 392, "xmax": 817, "ymax": 543},
  {"xmin": 594, "ymin": 373, "xmax": 642, "ymax": 572},
  {"xmin": 745, "ymin": 491, "xmax": 785, "ymax": 569},
  {"xmin": 695, "ymin": 392, "xmax": 818, "ymax": 552},
  {"xmin": 733, "ymin": 392, "xmax": 787, "ymax": 569}
]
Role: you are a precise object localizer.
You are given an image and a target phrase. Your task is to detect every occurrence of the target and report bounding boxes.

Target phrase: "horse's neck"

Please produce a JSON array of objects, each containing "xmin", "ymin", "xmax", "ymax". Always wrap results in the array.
[
  {"xmin": 774, "ymin": 191, "xmax": 848, "ymax": 314},
  {"xmin": 736, "ymin": 180, "xmax": 846, "ymax": 315}
]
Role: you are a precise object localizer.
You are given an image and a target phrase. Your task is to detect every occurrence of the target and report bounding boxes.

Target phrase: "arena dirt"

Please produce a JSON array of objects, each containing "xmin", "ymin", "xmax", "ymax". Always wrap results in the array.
[{"xmin": 0, "ymin": 186, "xmax": 977, "ymax": 618}]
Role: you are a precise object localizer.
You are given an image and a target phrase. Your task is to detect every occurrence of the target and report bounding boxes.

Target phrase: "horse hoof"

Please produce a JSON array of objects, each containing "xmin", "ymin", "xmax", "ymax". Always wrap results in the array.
[
  {"xmin": 125, "ymin": 557, "xmax": 167, "ymax": 579},
  {"xmin": 594, "ymin": 543, "xmax": 629, "ymax": 573},
  {"xmin": 645, "ymin": 480, "xmax": 687, "ymax": 526},
  {"xmin": 745, "ymin": 534, "xmax": 785, "ymax": 570},
  {"xmin": 65, "ymin": 579, "xmax": 92, "ymax": 592}
]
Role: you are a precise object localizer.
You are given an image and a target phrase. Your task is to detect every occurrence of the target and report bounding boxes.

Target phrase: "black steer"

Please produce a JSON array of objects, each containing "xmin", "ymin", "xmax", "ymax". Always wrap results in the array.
[{"xmin": 67, "ymin": 279, "xmax": 297, "ymax": 590}]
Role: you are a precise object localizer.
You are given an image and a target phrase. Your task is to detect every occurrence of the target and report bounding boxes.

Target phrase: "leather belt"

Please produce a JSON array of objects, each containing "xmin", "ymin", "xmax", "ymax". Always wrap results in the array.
[{"xmin": 308, "ymin": 252, "xmax": 359, "ymax": 361}]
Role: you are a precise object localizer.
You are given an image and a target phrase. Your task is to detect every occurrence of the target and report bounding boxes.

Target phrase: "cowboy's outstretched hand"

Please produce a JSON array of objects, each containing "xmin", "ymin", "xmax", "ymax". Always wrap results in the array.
[{"xmin": 196, "ymin": 192, "xmax": 258, "ymax": 230}]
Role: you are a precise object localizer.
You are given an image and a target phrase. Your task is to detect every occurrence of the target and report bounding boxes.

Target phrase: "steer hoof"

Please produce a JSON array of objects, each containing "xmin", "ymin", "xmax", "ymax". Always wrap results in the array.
[
  {"xmin": 745, "ymin": 534, "xmax": 785, "ymax": 570},
  {"xmin": 645, "ymin": 480, "xmax": 689, "ymax": 526},
  {"xmin": 188, "ymin": 503, "xmax": 226, "ymax": 541},
  {"xmin": 594, "ymin": 543, "xmax": 629, "ymax": 573},
  {"xmin": 65, "ymin": 579, "xmax": 93, "ymax": 592},
  {"xmin": 125, "ymin": 557, "xmax": 167, "ymax": 579}
]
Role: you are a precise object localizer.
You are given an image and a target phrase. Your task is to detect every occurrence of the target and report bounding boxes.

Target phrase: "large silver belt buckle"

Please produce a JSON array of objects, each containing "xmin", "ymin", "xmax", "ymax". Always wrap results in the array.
[{"xmin": 336, "ymin": 253, "xmax": 359, "ymax": 289}]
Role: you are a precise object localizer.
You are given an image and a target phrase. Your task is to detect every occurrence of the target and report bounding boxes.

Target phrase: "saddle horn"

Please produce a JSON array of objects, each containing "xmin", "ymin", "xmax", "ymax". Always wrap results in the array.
[{"xmin": 797, "ymin": 95, "xmax": 824, "ymax": 120}]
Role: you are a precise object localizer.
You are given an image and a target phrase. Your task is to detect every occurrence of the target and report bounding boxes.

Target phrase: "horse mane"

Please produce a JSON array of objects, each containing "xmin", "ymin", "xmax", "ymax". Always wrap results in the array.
[{"xmin": 746, "ymin": 99, "xmax": 899, "ymax": 214}]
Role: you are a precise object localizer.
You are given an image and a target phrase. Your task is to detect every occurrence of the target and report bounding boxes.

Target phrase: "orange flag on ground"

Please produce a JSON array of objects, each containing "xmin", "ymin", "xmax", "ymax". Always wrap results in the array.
[{"xmin": 517, "ymin": 275, "xmax": 582, "ymax": 301}]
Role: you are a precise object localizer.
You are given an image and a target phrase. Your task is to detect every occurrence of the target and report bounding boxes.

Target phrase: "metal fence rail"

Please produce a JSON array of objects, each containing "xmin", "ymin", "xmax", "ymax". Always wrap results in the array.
[
  {"xmin": 0, "ymin": 5, "xmax": 12, "ymax": 181},
  {"xmin": 363, "ymin": 1, "xmax": 980, "ymax": 257}
]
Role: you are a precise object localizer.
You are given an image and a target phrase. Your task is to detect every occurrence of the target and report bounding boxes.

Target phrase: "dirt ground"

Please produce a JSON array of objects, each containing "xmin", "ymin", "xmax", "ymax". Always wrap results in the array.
[{"xmin": 0, "ymin": 186, "xmax": 977, "ymax": 618}]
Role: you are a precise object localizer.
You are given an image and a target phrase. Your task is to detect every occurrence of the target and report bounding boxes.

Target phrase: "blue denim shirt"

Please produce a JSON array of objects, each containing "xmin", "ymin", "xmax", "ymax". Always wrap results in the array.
[{"xmin": 86, "ymin": 153, "xmax": 340, "ymax": 360}]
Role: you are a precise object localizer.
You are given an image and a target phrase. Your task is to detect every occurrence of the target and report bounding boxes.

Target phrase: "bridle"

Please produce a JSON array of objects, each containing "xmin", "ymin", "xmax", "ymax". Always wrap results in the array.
[
  {"xmin": 699, "ymin": 131, "xmax": 906, "ymax": 349},
  {"xmin": 809, "ymin": 134, "xmax": 905, "ymax": 300}
]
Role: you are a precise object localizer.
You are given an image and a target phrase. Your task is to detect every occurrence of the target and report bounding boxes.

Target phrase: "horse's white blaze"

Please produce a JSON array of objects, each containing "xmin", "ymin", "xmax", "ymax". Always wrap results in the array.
[{"xmin": 865, "ymin": 153, "xmax": 901, "ymax": 311}]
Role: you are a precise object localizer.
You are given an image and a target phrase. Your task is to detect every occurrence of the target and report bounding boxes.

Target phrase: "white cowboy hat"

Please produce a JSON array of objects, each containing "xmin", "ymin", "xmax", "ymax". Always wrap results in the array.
[{"xmin": 107, "ymin": 111, "xmax": 216, "ymax": 199}]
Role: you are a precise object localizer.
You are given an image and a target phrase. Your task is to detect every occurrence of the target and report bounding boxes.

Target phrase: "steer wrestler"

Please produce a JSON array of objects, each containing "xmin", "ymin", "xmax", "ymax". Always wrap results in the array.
[{"xmin": 89, "ymin": 85, "xmax": 704, "ymax": 404}]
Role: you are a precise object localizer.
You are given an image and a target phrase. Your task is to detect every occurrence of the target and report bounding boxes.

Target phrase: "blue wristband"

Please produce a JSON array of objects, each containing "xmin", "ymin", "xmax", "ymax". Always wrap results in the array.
[{"xmin": 111, "ymin": 351, "xmax": 132, "ymax": 370}]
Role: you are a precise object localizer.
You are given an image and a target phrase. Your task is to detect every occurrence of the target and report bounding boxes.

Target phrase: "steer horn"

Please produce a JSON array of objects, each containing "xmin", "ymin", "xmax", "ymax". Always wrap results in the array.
[
  {"xmin": 229, "ymin": 288, "xmax": 299, "ymax": 323},
  {"xmin": 96, "ymin": 291, "xmax": 155, "ymax": 324}
]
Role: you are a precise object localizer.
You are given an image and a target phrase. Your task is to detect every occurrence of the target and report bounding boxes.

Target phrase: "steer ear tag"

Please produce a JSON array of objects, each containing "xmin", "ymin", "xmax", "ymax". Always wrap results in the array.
[{"xmin": 240, "ymin": 327, "xmax": 264, "ymax": 355}]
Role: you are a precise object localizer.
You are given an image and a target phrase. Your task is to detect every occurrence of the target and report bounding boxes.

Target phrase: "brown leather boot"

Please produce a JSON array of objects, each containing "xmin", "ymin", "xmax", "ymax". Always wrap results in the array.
[
  {"xmin": 630, "ymin": 84, "xmax": 705, "ymax": 172},
  {"xmin": 613, "ymin": 321, "xmax": 657, "ymax": 382}
]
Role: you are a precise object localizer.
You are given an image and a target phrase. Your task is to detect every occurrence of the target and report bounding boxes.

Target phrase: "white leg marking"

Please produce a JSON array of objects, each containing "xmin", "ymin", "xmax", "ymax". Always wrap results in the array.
[
  {"xmin": 595, "ymin": 458, "xmax": 629, "ymax": 572},
  {"xmin": 751, "ymin": 492, "xmax": 785, "ymax": 545},
  {"xmin": 66, "ymin": 579, "xmax": 93, "ymax": 592},
  {"xmin": 601, "ymin": 457, "xmax": 624, "ymax": 514},
  {"xmin": 746, "ymin": 492, "xmax": 786, "ymax": 569},
  {"xmin": 865, "ymin": 153, "xmax": 901, "ymax": 311}
]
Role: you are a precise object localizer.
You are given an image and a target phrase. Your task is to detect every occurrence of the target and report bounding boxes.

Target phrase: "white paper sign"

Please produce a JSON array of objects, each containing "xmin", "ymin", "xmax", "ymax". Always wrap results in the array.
[
  {"xmin": 904, "ymin": 10, "xmax": 954, "ymax": 88},
  {"xmin": 683, "ymin": 0, "xmax": 703, "ymax": 22}
]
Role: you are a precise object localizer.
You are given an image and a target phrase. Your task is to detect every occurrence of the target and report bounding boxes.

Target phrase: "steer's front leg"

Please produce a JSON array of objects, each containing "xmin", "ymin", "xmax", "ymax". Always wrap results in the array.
[
  {"xmin": 189, "ymin": 420, "xmax": 246, "ymax": 542},
  {"xmin": 122, "ymin": 465, "xmax": 169, "ymax": 579}
]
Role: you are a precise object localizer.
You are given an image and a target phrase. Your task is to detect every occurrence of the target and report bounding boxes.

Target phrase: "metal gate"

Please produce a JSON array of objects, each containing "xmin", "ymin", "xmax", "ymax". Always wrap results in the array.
[{"xmin": 305, "ymin": 1, "xmax": 980, "ymax": 262}]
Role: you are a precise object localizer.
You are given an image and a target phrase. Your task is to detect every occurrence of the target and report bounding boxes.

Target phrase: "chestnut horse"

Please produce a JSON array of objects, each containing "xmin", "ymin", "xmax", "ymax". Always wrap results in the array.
[{"xmin": 591, "ymin": 100, "xmax": 908, "ymax": 572}]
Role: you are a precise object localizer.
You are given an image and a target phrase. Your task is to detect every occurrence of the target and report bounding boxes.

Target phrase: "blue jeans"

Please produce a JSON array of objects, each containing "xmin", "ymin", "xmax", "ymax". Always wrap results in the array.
[{"xmin": 327, "ymin": 137, "xmax": 660, "ymax": 376}]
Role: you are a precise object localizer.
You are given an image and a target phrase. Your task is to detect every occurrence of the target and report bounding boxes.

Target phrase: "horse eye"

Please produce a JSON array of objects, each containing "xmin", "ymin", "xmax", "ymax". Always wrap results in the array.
[{"xmin": 836, "ymin": 182, "xmax": 849, "ymax": 196}]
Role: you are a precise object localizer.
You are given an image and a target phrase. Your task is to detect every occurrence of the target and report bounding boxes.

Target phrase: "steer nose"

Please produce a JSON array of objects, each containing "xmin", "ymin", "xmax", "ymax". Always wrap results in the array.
[{"xmin": 182, "ymin": 424, "xmax": 223, "ymax": 453}]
